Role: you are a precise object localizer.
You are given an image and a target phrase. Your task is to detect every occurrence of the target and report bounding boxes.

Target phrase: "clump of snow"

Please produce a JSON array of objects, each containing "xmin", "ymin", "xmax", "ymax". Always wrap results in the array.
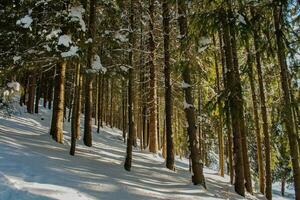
[
  {"xmin": 183, "ymin": 100, "xmax": 193, "ymax": 109},
  {"xmin": 61, "ymin": 46, "xmax": 79, "ymax": 58},
  {"xmin": 13, "ymin": 56, "xmax": 21, "ymax": 64},
  {"xmin": 115, "ymin": 32, "xmax": 128, "ymax": 43},
  {"xmin": 16, "ymin": 15, "xmax": 33, "ymax": 29},
  {"xmin": 1, "ymin": 81, "xmax": 22, "ymax": 115},
  {"xmin": 7, "ymin": 81, "xmax": 20, "ymax": 92},
  {"xmin": 120, "ymin": 65, "xmax": 128, "ymax": 72},
  {"xmin": 68, "ymin": 6, "xmax": 86, "ymax": 32},
  {"xmin": 58, "ymin": 35, "xmax": 72, "ymax": 47},
  {"xmin": 198, "ymin": 37, "xmax": 211, "ymax": 53},
  {"xmin": 238, "ymin": 14, "xmax": 246, "ymax": 25},
  {"xmin": 46, "ymin": 29, "xmax": 62, "ymax": 40},
  {"xmin": 35, "ymin": 0, "xmax": 49, "ymax": 6},
  {"xmin": 92, "ymin": 54, "xmax": 107, "ymax": 73},
  {"xmin": 85, "ymin": 38, "xmax": 93, "ymax": 44},
  {"xmin": 43, "ymin": 44, "xmax": 51, "ymax": 52},
  {"xmin": 181, "ymin": 81, "xmax": 191, "ymax": 89}
]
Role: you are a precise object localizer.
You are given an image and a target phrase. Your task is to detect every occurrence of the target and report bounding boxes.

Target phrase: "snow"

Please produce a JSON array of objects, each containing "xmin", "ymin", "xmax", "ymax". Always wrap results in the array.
[
  {"xmin": 0, "ymin": 104, "xmax": 294, "ymax": 200},
  {"xmin": 238, "ymin": 14, "xmax": 246, "ymax": 25},
  {"xmin": 16, "ymin": 15, "xmax": 33, "ymax": 29},
  {"xmin": 43, "ymin": 44, "xmax": 51, "ymax": 52},
  {"xmin": 92, "ymin": 54, "xmax": 107, "ymax": 73},
  {"xmin": 58, "ymin": 35, "xmax": 72, "ymax": 48},
  {"xmin": 61, "ymin": 46, "xmax": 79, "ymax": 58},
  {"xmin": 198, "ymin": 37, "xmax": 211, "ymax": 53},
  {"xmin": 120, "ymin": 65, "xmax": 128, "ymax": 72},
  {"xmin": 69, "ymin": 6, "xmax": 86, "ymax": 32},
  {"xmin": 199, "ymin": 37, "xmax": 211, "ymax": 46},
  {"xmin": 115, "ymin": 32, "xmax": 128, "ymax": 43},
  {"xmin": 46, "ymin": 29, "xmax": 62, "ymax": 40},
  {"xmin": 183, "ymin": 100, "xmax": 193, "ymax": 109},
  {"xmin": 7, "ymin": 81, "xmax": 20, "ymax": 92},
  {"xmin": 85, "ymin": 38, "xmax": 93, "ymax": 44},
  {"xmin": 181, "ymin": 81, "xmax": 191, "ymax": 89},
  {"xmin": 13, "ymin": 56, "xmax": 21, "ymax": 64}
]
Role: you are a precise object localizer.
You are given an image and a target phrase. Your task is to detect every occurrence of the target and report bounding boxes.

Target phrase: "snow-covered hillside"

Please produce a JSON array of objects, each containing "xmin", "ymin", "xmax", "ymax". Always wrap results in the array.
[{"xmin": 0, "ymin": 106, "xmax": 294, "ymax": 200}]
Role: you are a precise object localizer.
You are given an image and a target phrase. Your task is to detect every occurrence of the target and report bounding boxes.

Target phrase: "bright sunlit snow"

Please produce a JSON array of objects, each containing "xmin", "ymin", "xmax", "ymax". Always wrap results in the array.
[{"xmin": 0, "ymin": 104, "xmax": 294, "ymax": 200}]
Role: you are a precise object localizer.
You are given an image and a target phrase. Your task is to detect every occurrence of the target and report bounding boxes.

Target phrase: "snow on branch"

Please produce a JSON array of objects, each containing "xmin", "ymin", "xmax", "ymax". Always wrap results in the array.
[
  {"xmin": 16, "ymin": 15, "xmax": 33, "ymax": 29},
  {"xmin": 68, "ymin": 6, "xmax": 86, "ymax": 32},
  {"xmin": 91, "ymin": 54, "xmax": 107, "ymax": 74}
]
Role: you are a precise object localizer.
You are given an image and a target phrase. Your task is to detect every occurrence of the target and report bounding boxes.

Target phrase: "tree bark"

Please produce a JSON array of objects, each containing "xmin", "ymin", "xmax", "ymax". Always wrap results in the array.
[
  {"xmin": 50, "ymin": 61, "xmax": 66, "ymax": 143},
  {"xmin": 246, "ymin": 41, "xmax": 265, "ymax": 194},
  {"xmin": 273, "ymin": 4, "xmax": 300, "ymax": 199},
  {"xmin": 148, "ymin": 0, "xmax": 158, "ymax": 153},
  {"xmin": 220, "ymin": 9, "xmax": 245, "ymax": 196},
  {"xmin": 124, "ymin": 0, "xmax": 135, "ymax": 171},
  {"xmin": 162, "ymin": 0, "xmax": 174, "ymax": 171},
  {"xmin": 178, "ymin": 0, "xmax": 205, "ymax": 187},
  {"xmin": 84, "ymin": 0, "xmax": 97, "ymax": 147}
]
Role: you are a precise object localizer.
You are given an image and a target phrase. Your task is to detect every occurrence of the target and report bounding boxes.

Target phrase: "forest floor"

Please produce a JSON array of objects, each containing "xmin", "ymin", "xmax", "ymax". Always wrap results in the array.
[{"xmin": 0, "ymin": 105, "xmax": 295, "ymax": 200}]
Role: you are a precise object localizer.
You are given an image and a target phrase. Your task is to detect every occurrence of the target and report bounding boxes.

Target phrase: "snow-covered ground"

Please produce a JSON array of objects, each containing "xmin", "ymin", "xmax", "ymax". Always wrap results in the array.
[{"xmin": 0, "ymin": 105, "xmax": 294, "ymax": 200}]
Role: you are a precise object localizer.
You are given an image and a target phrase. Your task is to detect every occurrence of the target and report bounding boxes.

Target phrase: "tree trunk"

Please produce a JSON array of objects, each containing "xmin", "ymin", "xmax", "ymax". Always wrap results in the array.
[
  {"xmin": 84, "ymin": 0, "xmax": 97, "ymax": 147},
  {"xmin": 228, "ymin": 8, "xmax": 252, "ymax": 194},
  {"xmin": 50, "ymin": 61, "xmax": 66, "ymax": 143},
  {"xmin": 178, "ymin": 0, "xmax": 205, "ymax": 187},
  {"xmin": 34, "ymin": 75, "xmax": 41, "ymax": 114},
  {"xmin": 213, "ymin": 34, "xmax": 224, "ymax": 177},
  {"xmin": 148, "ymin": 0, "xmax": 158, "ymax": 153},
  {"xmin": 162, "ymin": 0, "xmax": 174, "ymax": 171},
  {"xmin": 273, "ymin": 4, "xmax": 300, "ymax": 199},
  {"xmin": 220, "ymin": 9, "xmax": 245, "ymax": 196},
  {"xmin": 281, "ymin": 178, "xmax": 285, "ymax": 197},
  {"xmin": 70, "ymin": 63, "xmax": 81, "ymax": 156},
  {"xmin": 246, "ymin": 41, "xmax": 265, "ymax": 194},
  {"xmin": 219, "ymin": 30, "xmax": 233, "ymax": 183},
  {"xmin": 97, "ymin": 73, "xmax": 102, "ymax": 133},
  {"xmin": 27, "ymin": 75, "xmax": 36, "ymax": 114},
  {"xmin": 124, "ymin": 0, "xmax": 135, "ymax": 171}
]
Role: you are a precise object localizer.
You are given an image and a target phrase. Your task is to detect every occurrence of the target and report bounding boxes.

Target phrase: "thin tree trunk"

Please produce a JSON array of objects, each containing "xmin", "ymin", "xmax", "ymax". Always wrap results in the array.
[
  {"xmin": 246, "ymin": 40, "xmax": 265, "ymax": 194},
  {"xmin": 148, "ymin": 0, "xmax": 158, "ymax": 153},
  {"xmin": 70, "ymin": 63, "xmax": 80, "ymax": 156},
  {"xmin": 273, "ymin": 4, "xmax": 300, "ymax": 199},
  {"xmin": 228, "ymin": 7, "xmax": 252, "ymax": 193},
  {"xmin": 27, "ymin": 75, "xmax": 36, "ymax": 114},
  {"xmin": 219, "ymin": 30, "xmax": 234, "ymax": 183},
  {"xmin": 34, "ymin": 75, "xmax": 41, "ymax": 114},
  {"xmin": 50, "ymin": 61, "xmax": 66, "ymax": 143},
  {"xmin": 97, "ymin": 73, "xmax": 102, "ymax": 133},
  {"xmin": 84, "ymin": 0, "xmax": 96, "ymax": 147},
  {"xmin": 178, "ymin": 0, "xmax": 205, "ymax": 187},
  {"xmin": 220, "ymin": 9, "xmax": 245, "ymax": 196},
  {"xmin": 213, "ymin": 34, "xmax": 224, "ymax": 177},
  {"xmin": 124, "ymin": 0, "xmax": 135, "ymax": 171},
  {"xmin": 162, "ymin": 0, "xmax": 174, "ymax": 171}
]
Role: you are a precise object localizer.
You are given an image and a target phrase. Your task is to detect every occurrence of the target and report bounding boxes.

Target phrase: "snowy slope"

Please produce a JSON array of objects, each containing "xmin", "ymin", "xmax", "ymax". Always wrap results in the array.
[{"xmin": 0, "ymin": 105, "xmax": 294, "ymax": 200}]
